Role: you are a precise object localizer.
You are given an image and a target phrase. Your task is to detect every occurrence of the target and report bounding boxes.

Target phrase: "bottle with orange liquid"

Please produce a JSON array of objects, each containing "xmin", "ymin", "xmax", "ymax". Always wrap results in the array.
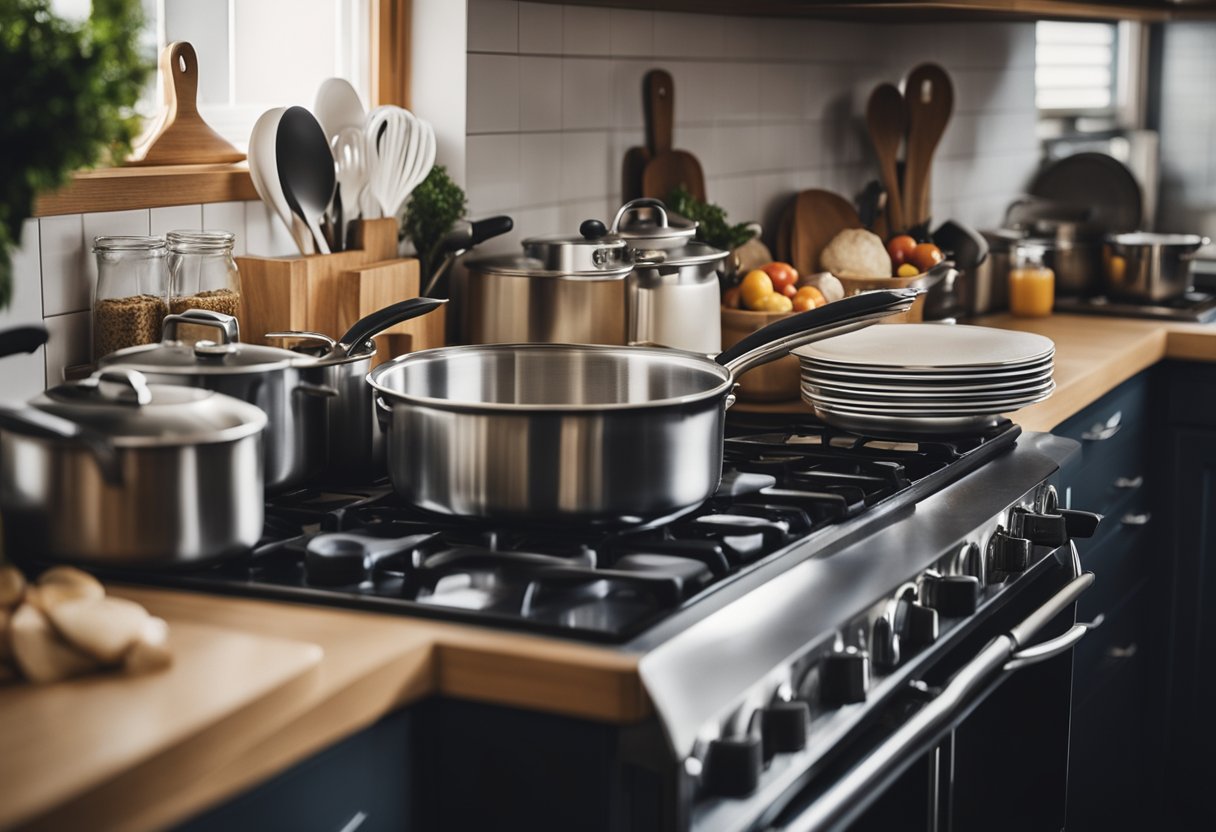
[{"xmin": 1009, "ymin": 243, "xmax": 1055, "ymax": 317}]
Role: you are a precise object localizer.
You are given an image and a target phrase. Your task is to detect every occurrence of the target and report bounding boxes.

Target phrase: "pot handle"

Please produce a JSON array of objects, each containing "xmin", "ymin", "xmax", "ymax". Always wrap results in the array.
[
  {"xmin": 296, "ymin": 382, "xmax": 339, "ymax": 399},
  {"xmin": 715, "ymin": 288, "xmax": 918, "ymax": 380},
  {"xmin": 264, "ymin": 331, "xmax": 338, "ymax": 353},
  {"xmin": 610, "ymin": 198, "xmax": 670, "ymax": 233},
  {"xmin": 374, "ymin": 393, "xmax": 393, "ymax": 430},
  {"xmin": 163, "ymin": 309, "xmax": 240, "ymax": 344},
  {"xmin": 0, "ymin": 325, "xmax": 49, "ymax": 359},
  {"xmin": 1181, "ymin": 236, "xmax": 1213, "ymax": 260},
  {"xmin": 335, "ymin": 297, "xmax": 448, "ymax": 357},
  {"xmin": 0, "ymin": 405, "xmax": 122, "ymax": 486}
]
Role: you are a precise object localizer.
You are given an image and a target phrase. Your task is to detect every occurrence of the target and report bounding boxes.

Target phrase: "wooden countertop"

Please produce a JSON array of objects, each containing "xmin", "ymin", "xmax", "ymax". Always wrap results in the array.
[{"xmin": 5, "ymin": 313, "xmax": 1216, "ymax": 831}]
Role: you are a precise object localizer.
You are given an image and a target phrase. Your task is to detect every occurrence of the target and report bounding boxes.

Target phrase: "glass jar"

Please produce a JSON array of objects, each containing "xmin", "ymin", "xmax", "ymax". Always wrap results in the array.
[
  {"xmin": 167, "ymin": 230, "xmax": 242, "ymax": 319},
  {"xmin": 1009, "ymin": 243, "xmax": 1055, "ymax": 318},
  {"xmin": 92, "ymin": 236, "xmax": 169, "ymax": 361}
]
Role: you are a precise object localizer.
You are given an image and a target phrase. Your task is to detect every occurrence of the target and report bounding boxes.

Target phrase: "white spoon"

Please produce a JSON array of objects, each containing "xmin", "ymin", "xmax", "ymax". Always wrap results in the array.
[
  {"xmin": 331, "ymin": 126, "xmax": 367, "ymax": 250},
  {"xmin": 314, "ymin": 78, "xmax": 365, "ymax": 144},
  {"xmin": 248, "ymin": 107, "xmax": 314, "ymax": 254}
]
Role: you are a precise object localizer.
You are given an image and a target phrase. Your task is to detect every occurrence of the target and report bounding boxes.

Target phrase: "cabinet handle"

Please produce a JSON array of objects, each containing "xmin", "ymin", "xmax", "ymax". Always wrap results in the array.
[
  {"xmin": 337, "ymin": 811, "xmax": 368, "ymax": 832},
  {"xmin": 1107, "ymin": 643, "xmax": 1138, "ymax": 660},
  {"xmin": 1121, "ymin": 512, "xmax": 1151, "ymax": 527},
  {"xmin": 1113, "ymin": 475, "xmax": 1143, "ymax": 490},
  {"xmin": 1082, "ymin": 411, "xmax": 1122, "ymax": 441}
]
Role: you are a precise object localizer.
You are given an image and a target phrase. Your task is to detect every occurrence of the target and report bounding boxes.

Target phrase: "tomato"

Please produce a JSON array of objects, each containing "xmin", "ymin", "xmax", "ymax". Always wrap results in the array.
[
  {"xmin": 740, "ymin": 270, "xmax": 774, "ymax": 310},
  {"xmin": 722, "ymin": 286, "xmax": 742, "ymax": 309},
  {"xmin": 909, "ymin": 242, "xmax": 945, "ymax": 272},
  {"xmin": 759, "ymin": 292, "xmax": 793, "ymax": 313},
  {"xmin": 792, "ymin": 285, "xmax": 826, "ymax": 312},
  {"xmin": 886, "ymin": 235, "xmax": 918, "ymax": 268},
  {"xmin": 781, "ymin": 282, "xmax": 798, "ymax": 298},
  {"xmin": 761, "ymin": 262, "xmax": 799, "ymax": 293}
]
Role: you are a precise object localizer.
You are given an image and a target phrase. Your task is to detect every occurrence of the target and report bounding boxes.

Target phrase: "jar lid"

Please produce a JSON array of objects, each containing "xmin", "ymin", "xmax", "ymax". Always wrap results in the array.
[
  {"xmin": 167, "ymin": 229, "xmax": 236, "ymax": 253},
  {"xmin": 31, "ymin": 368, "xmax": 266, "ymax": 447},
  {"xmin": 100, "ymin": 309, "xmax": 302, "ymax": 375},
  {"xmin": 93, "ymin": 236, "xmax": 166, "ymax": 254}
]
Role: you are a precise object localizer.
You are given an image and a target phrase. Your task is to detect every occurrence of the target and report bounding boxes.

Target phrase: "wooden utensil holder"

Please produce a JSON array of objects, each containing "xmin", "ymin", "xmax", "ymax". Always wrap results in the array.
[{"xmin": 237, "ymin": 218, "xmax": 443, "ymax": 365}]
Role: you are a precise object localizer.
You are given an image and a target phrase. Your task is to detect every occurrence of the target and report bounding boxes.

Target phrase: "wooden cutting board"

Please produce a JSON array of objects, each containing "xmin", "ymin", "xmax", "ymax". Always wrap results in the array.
[
  {"xmin": 0, "ymin": 607, "xmax": 322, "ymax": 831},
  {"xmin": 621, "ymin": 70, "xmax": 665, "ymax": 203},
  {"xmin": 640, "ymin": 70, "xmax": 706, "ymax": 201},
  {"xmin": 790, "ymin": 189, "xmax": 863, "ymax": 277}
]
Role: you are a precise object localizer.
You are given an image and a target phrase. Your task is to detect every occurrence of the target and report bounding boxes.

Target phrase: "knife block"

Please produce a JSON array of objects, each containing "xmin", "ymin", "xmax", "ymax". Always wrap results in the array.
[{"xmin": 236, "ymin": 218, "xmax": 441, "ymax": 360}]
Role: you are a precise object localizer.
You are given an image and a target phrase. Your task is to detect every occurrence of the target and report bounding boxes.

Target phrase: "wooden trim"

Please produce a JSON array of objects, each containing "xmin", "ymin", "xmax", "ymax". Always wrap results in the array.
[
  {"xmin": 549, "ymin": 0, "xmax": 1178, "ymax": 21},
  {"xmin": 33, "ymin": 164, "xmax": 257, "ymax": 218},
  {"xmin": 372, "ymin": 0, "xmax": 412, "ymax": 108}
]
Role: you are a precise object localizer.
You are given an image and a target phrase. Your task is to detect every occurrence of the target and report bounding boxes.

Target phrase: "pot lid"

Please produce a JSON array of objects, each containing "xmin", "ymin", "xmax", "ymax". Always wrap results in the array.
[
  {"xmin": 101, "ymin": 309, "xmax": 301, "ymax": 374},
  {"xmin": 519, "ymin": 229, "xmax": 629, "ymax": 275},
  {"xmin": 31, "ymin": 368, "xmax": 266, "ymax": 447},
  {"xmin": 632, "ymin": 240, "xmax": 728, "ymax": 268},
  {"xmin": 610, "ymin": 198, "xmax": 698, "ymax": 247}
]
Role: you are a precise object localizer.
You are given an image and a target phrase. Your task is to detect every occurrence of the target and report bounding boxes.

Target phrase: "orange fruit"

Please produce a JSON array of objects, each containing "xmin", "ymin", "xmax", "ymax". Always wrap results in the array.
[
  {"xmin": 792, "ymin": 285, "xmax": 826, "ymax": 311},
  {"xmin": 909, "ymin": 242, "xmax": 945, "ymax": 272}
]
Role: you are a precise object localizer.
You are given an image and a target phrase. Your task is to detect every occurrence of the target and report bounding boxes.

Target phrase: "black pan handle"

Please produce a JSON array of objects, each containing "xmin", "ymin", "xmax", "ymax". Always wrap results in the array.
[
  {"xmin": 0, "ymin": 325, "xmax": 49, "ymax": 359},
  {"xmin": 469, "ymin": 215, "xmax": 513, "ymax": 247},
  {"xmin": 337, "ymin": 297, "xmax": 447, "ymax": 356},
  {"xmin": 715, "ymin": 289, "xmax": 918, "ymax": 375}
]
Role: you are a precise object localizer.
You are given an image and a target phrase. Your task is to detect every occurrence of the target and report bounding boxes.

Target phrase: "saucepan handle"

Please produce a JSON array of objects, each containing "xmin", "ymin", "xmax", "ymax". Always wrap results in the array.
[
  {"xmin": 374, "ymin": 393, "xmax": 393, "ymax": 430},
  {"xmin": 0, "ymin": 404, "xmax": 123, "ymax": 486},
  {"xmin": 715, "ymin": 289, "xmax": 918, "ymax": 380},
  {"xmin": 336, "ymin": 297, "xmax": 447, "ymax": 357},
  {"xmin": 163, "ymin": 309, "xmax": 240, "ymax": 344}
]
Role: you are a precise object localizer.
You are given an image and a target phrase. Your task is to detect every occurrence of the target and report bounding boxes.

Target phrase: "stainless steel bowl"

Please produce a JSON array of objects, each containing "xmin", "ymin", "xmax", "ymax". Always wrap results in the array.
[{"xmin": 1103, "ymin": 233, "xmax": 1211, "ymax": 302}]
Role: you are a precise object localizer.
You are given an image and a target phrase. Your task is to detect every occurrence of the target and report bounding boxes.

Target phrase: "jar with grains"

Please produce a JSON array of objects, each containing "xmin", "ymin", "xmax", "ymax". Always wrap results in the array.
[
  {"xmin": 167, "ymin": 230, "xmax": 242, "ymax": 343},
  {"xmin": 92, "ymin": 236, "xmax": 169, "ymax": 362}
]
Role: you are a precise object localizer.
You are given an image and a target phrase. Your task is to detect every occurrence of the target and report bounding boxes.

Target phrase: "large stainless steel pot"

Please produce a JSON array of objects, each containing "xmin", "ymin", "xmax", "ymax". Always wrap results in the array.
[
  {"xmin": 613, "ymin": 198, "xmax": 726, "ymax": 354},
  {"xmin": 0, "ymin": 368, "xmax": 266, "ymax": 565},
  {"xmin": 369, "ymin": 289, "xmax": 917, "ymax": 524},
  {"xmin": 101, "ymin": 309, "xmax": 334, "ymax": 492},
  {"xmin": 266, "ymin": 297, "xmax": 446, "ymax": 482},
  {"xmin": 461, "ymin": 229, "xmax": 633, "ymax": 345},
  {"xmin": 1103, "ymin": 233, "xmax": 1211, "ymax": 302}
]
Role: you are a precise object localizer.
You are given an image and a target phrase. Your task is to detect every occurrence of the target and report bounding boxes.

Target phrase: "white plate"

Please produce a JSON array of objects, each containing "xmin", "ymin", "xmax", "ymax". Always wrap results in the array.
[
  {"xmin": 809, "ymin": 404, "xmax": 1006, "ymax": 436},
  {"xmin": 793, "ymin": 324, "xmax": 1055, "ymax": 370},
  {"xmin": 797, "ymin": 355, "xmax": 1054, "ymax": 383},
  {"xmin": 799, "ymin": 369, "xmax": 1054, "ymax": 395},
  {"xmin": 801, "ymin": 376, "xmax": 1055, "ymax": 401},
  {"xmin": 805, "ymin": 385, "xmax": 1054, "ymax": 415}
]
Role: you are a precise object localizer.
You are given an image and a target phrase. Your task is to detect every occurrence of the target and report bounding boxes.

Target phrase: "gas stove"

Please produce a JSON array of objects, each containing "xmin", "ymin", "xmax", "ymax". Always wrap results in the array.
[
  {"xmin": 101, "ymin": 414, "xmax": 1022, "ymax": 643},
  {"xmin": 1053, "ymin": 291, "xmax": 1216, "ymax": 322}
]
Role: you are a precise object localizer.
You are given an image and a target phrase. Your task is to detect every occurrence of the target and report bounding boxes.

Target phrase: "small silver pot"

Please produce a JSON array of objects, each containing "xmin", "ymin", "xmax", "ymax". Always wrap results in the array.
[
  {"xmin": 0, "ymin": 368, "xmax": 266, "ymax": 565},
  {"xmin": 1103, "ymin": 233, "xmax": 1211, "ymax": 302},
  {"xmin": 101, "ymin": 309, "xmax": 335, "ymax": 492}
]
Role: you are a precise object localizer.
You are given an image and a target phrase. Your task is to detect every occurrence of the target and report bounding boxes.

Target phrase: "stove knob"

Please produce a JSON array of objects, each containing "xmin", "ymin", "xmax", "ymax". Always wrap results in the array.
[
  {"xmin": 760, "ymin": 701, "xmax": 810, "ymax": 756},
  {"xmin": 1012, "ymin": 509, "xmax": 1068, "ymax": 548},
  {"xmin": 1058, "ymin": 509, "xmax": 1102, "ymax": 540},
  {"xmin": 871, "ymin": 616, "xmax": 900, "ymax": 670},
  {"xmin": 921, "ymin": 574, "xmax": 981, "ymax": 617},
  {"xmin": 899, "ymin": 601, "xmax": 939, "ymax": 651},
  {"xmin": 702, "ymin": 734, "xmax": 763, "ymax": 797},
  {"xmin": 989, "ymin": 531, "xmax": 1032, "ymax": 576},
  {"xmin": 819, "ymin": 648, "xmax": 869, "ymax": 707}
]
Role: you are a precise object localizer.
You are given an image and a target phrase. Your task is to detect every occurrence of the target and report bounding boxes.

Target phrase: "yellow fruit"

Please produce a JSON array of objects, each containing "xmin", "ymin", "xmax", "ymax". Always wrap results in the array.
[
  {"xmin": 741, "ymin": 270, "xmax": 774, "ymax": 310},
  {"xmin": 759, "ymin": 292, "xmax": 793, "ymax": 313},
  {"xmin": 793, "ymin": 285, "xmax": 826, "ymax": 311},
  {"xmin": 897, "ymin": 263, "xmax": 919, "ymax": 277}
]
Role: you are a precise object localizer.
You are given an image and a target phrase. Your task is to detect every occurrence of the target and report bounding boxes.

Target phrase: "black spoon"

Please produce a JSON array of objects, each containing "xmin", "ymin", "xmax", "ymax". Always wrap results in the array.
[{"xmin": 276, "ymin": 106, "xmax": 337, "ymax": 255}]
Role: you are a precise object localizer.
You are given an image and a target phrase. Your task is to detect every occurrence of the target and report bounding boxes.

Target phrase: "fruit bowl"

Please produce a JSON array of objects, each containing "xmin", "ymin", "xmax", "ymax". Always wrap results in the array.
[
  {"xmin": 832, "ymin": 261, "xmax": 956, "ymax": 323},
  {"xmin": 720, "ymin": 304, "xmax": 803, "ymax": 402}
]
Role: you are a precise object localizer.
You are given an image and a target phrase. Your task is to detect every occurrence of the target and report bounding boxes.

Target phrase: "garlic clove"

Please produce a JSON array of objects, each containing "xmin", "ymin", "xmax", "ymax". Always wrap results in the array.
[
  {"xmin": 10, "ymin": 603, "xmax": 99, "ymax": 683},
  {"xmin": 34, "ymin": 567, "xmax": 105, "ymax": 610},
  {"xmin": 0, "ymin": 565, "xmax": 26, "ymax": 609},
  {"xmin": 123, "ymin": 616, "xmax": 172, "ymax": 675},
  {"xmin": 48, "ymin": 597, "xmax": 149, "ymax": 664}
]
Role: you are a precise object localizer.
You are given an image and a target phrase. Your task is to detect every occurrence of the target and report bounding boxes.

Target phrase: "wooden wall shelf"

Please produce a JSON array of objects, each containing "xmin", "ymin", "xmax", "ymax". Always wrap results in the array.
[{"xmin": 33, "ymin": 163, "xmax": 258, "ymax": 218}]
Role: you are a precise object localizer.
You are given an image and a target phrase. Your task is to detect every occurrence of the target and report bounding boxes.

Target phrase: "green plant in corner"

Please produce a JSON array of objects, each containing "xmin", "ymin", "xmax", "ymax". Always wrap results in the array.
[
  {"xmin": 0, "ymin": 0, "xmax": 149, "ymax": 310},
  {"xmin": 665, "ymin": 185, "xmax": 755, "ymax": 253},
  {"xmin": 401, "ymin": 165, "xmax": 467, "ymax": 289}
]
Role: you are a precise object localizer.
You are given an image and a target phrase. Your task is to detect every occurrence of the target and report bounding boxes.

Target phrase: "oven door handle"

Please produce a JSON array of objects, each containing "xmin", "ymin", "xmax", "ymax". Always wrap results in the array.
[{"xmin": 769, "ymin": 570, "xmax": 1095, "ymax": 832}]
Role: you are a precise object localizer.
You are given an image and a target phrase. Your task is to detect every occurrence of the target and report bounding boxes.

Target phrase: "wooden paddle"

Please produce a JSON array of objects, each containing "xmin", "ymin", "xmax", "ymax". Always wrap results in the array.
[
  {"xmin": 641, "ymin": 70, "xmax": 706, "ymax": 201},
  {"xmin": 621, "ymin": 71, "xmax": 664, "ymax": 202},
  {"xmin": 902, "ymin": 63, "xmax": 954, "ymax": 228},
  {"xmin": 866, "ymin": 83, "xmax": 908, "ymax": 235},
  {"xmin": 790, "ymin": 189, "xmax": 863, "ymax": 276}
]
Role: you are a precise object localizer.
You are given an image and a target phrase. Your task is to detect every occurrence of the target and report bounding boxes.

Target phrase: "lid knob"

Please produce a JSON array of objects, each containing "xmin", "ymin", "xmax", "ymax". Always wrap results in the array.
[{"xmin": 579, "ymin": 219, "xmax": 607, "ymax": 240}]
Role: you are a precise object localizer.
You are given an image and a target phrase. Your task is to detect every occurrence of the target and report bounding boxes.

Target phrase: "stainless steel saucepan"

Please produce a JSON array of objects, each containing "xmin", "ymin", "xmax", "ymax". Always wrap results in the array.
[{"xmin": 369, "ymin": 289, "xmax": 917, "ymax": 524}]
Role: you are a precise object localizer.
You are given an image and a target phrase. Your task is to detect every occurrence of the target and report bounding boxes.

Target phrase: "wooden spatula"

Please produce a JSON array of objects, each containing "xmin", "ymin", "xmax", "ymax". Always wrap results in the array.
[
  {"xmin": 902, "ymin": 63, "xmax": 954, "ymax": 229},
  {"xmin": 790, "ymin": 189, "xmax": 863, "ymax": 276},
  {"xmin": 641, "ymin": 70, "xmax": 706, "ymax": 201},
  {"xmin": 128, "ymin": 42, "xmax": 244, "ymax": 166},
  {"xmin": 866, "ymin": 83, "xmax": 908, "ymax": 236}
]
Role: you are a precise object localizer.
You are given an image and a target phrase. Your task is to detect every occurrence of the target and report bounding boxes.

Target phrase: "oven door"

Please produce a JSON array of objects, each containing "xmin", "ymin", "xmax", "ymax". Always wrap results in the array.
[{"xmin": 762, "ymin": 548, "xmax": 1095, "ymax": 832}]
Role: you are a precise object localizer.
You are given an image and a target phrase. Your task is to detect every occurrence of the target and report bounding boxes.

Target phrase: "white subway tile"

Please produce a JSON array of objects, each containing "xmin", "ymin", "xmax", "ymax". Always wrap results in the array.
[
  {"xmin": 714, "ymin": 62, "xmax": 761, "ymax": 125},
  {"xmin": 609, "ymin": 8, "xmax": 653, "ymax": 57},
  {"xmin": 0, "ymin": 349, "xmax": 46, "ymax": 401},
  {"xmin": 243, "ymin": 201, "xmax": 300, "ymax": 257},
  {"xmin": 519, "ymin": 56, "xmax": 562, "ymax": 130},
  {"xmin": 506, "ymin": 205, "xmax": 562, "ymax": 250},
  {"xmin": 562, "ymin": 5, "xmax": 611, "ymax": 56},
  {"xmin": 725, "ymin": 16, "xmax": 763, "ymax": 60},
  {"xmin": 518, "ymin": 132, "xmax": 563, "ymax": 208},
  {"xmin": 562, "ymin": 58, "xmax": 616, "ymax": 130},
  {"xmin": 43, "ymin": 310, "xmax": 90, "ymax": 386},
  {"xmin": 150, "ymin": 204, "xmax": 203, "ymax": 237},
  {"xmin": 709, "ymin": 176, "xmax": 756, "ymax": 227},
  {"xmin": 675, "ymin": 125, "xmax": 718, "ymax": 178},
  {"xmin": 559, "ymin": 197, "xmax": 616, "ymax": 233},
  {"xmin": 759, "ymin": 64, "xmax": 803, "ymax": 121},
  {"xmin": 612, "ymin": 59, "xmax": 652, "ymax": 132},
  {"xmin": 467, "ymin": 53, "xmax": 521, "ymax": 134},
  {"xmin": 559, "ymin": 132, "xmax": 612, "ymax": 201},
  {"xmin": 0, "ymin": 220, "xmax": 42, "ymax": 329},
  {"xmin": 204, "ymin": 202, "xmax": 249, "ymax": 255},
  {"xmin": 666, "ymin": 61, "xmax": 717, "ymax": 126},
  {"xmin": 753, "ymin": 172, "xmax": 797, "ymax": 232},
  {"xmin": 713, "ymin": 125, "xmax": 757, "ymax": 177},
  {"xmin": 653, "ymin": 12, "xmax": 724, "ymax": 59},
  {"xmin": 518, "ymin": 2, "xmax": 562, "ymax": 55},
  {"xmin": 468, "ymin": 0, "xmax": 518, "ymax": 53},
  {"xmin": 38, "ymin": 214, "xmax": 86, "ymax": 317},
  {"xmin": 466, "ymin": 133, "xmax": 521, "ymax": 214}
]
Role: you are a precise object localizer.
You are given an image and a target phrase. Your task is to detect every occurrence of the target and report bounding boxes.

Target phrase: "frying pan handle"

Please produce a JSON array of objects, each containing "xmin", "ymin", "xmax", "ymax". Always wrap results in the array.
[
  {"xmin": 0, "ymin": 325, "xmax": 49, "ymax": 359},
  {"xmin": 715, "ymin": 289, "xmax": 918, "ymax": 379},
  {"xmin": 337, "ymin": 297, "xmax": 447, "ymax": 356}
]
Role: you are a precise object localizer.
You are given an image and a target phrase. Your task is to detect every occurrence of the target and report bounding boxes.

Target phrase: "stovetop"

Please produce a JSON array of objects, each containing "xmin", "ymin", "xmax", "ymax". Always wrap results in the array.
[
  {"xmin": 1053, "ymin": 291, "xmax": 1216, "ymax": 323},
  {"xmin": 100, "ymin": 414, "xmax": 1021, "ymax": 643}
]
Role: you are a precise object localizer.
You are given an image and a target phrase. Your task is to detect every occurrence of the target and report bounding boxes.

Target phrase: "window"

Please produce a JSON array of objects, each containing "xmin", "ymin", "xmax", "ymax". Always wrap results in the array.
[{"xmin": 1035, "ymin": 21, "xmax": 1119, "ymax": 115}]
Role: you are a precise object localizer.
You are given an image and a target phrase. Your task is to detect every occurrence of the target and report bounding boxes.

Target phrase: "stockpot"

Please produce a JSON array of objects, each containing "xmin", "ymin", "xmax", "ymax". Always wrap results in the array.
[
  {"xmin": 0, "ymin": 368, "xmax": 266, "ymax": 564},
  {"xmin": 1103, "ymin": 233, "xmax": 1211, "ymax": 302},
  {"xmin": 101, "ymin": 309, "xmax": 334, "ymax": 492},
  {"xmin": 461, "ymin": 229, "xmax": 633, "ymax": 345},
  {"xmin": 612, "ymin": 198, "xmax": 726, "ymax": 354},
  {"xmin": 266, "ymin": 297, "xmax": 446, "ymax": 482},
  {"xmin": 369, "ymin": 289, "xmax": 917, "ymax": 525}
]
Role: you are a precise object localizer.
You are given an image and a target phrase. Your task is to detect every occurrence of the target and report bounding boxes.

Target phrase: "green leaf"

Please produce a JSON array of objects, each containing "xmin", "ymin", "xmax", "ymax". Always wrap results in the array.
[
  {"xmin": 401, "ymin": 166, "xmax": 468, "ymax": 287},
  {"xmin": 665, "ymin": 185, "xmax": 754, "ymax": 253}
]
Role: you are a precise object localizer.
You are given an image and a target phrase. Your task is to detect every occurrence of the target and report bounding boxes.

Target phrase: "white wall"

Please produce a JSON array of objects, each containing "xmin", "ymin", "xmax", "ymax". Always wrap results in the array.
[{"xmin": 464, "ymin": 1, "xmax": 1041, "ymax": 256}]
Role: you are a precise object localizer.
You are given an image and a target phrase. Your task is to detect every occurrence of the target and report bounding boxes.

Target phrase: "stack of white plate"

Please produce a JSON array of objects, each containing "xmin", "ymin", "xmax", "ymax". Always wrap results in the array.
[{"xmin": 793, "ymin": 324, "xmax": 1055, "ymax": 436}]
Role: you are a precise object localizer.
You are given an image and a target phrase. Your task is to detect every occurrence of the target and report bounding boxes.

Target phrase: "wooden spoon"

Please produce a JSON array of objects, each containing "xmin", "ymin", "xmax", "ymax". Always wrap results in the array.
[
  {"xmin": 902, "ymin": 64, "xmax": 954, "ymax": 229},
  {"xmin": 866, "ymin": 83, "xmax": 908, "ymax": 235}
]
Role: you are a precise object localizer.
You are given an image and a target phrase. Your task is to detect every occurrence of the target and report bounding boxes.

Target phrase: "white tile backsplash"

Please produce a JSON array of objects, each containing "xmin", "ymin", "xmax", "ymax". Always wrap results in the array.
[
  {"xmin": 468, "ymin": 0, "xmax": 518, "ymax": 53},
  {"xmin": 0, "ymin": 348, "xmax": 46, "ymax": 403},
  {"xmin": 38, "ymin": 213, "xmax": 86, "ymax": 317},
  {"xmin": 1, "ymin": 220, "xmax": 43, "ymax": 329},
  {"xmin": 609, "ymin": 8, "xmax": 653, "ymax": 58},
  {"xmin": 519, "ymin": 56, "xmax": 563, "ymax": 130},
  {"xmin": 467, "ymin": 53, "xmax": 521, "ymax": 134},
  {"xmin": 202, "ymin": 201, "xmax": 248, "ymax": 255},
  {"xmin": 43, "ymin": 310, "xmax": 90, "ymax": 386},
  {"xmin": 561, "ymin": 59, "xmax": 615, "ymax": 130},
  {"xmin": 467, "ymin": 133, "xmax": 522, "ymax": 214},
  {"xmin": 562, "ymin": 5, "xmax": 612, "ymax": 56},
  {"xmin": 518, "ymin": 2, "xmax": 562, "ymax": 55},
  {"xmin": 149, "ymin": 204, "xmax": 203, "ymax": 237},
  {"xmin": 80, "ymin": 209, "xmax": 152, "ymax": 311}
]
